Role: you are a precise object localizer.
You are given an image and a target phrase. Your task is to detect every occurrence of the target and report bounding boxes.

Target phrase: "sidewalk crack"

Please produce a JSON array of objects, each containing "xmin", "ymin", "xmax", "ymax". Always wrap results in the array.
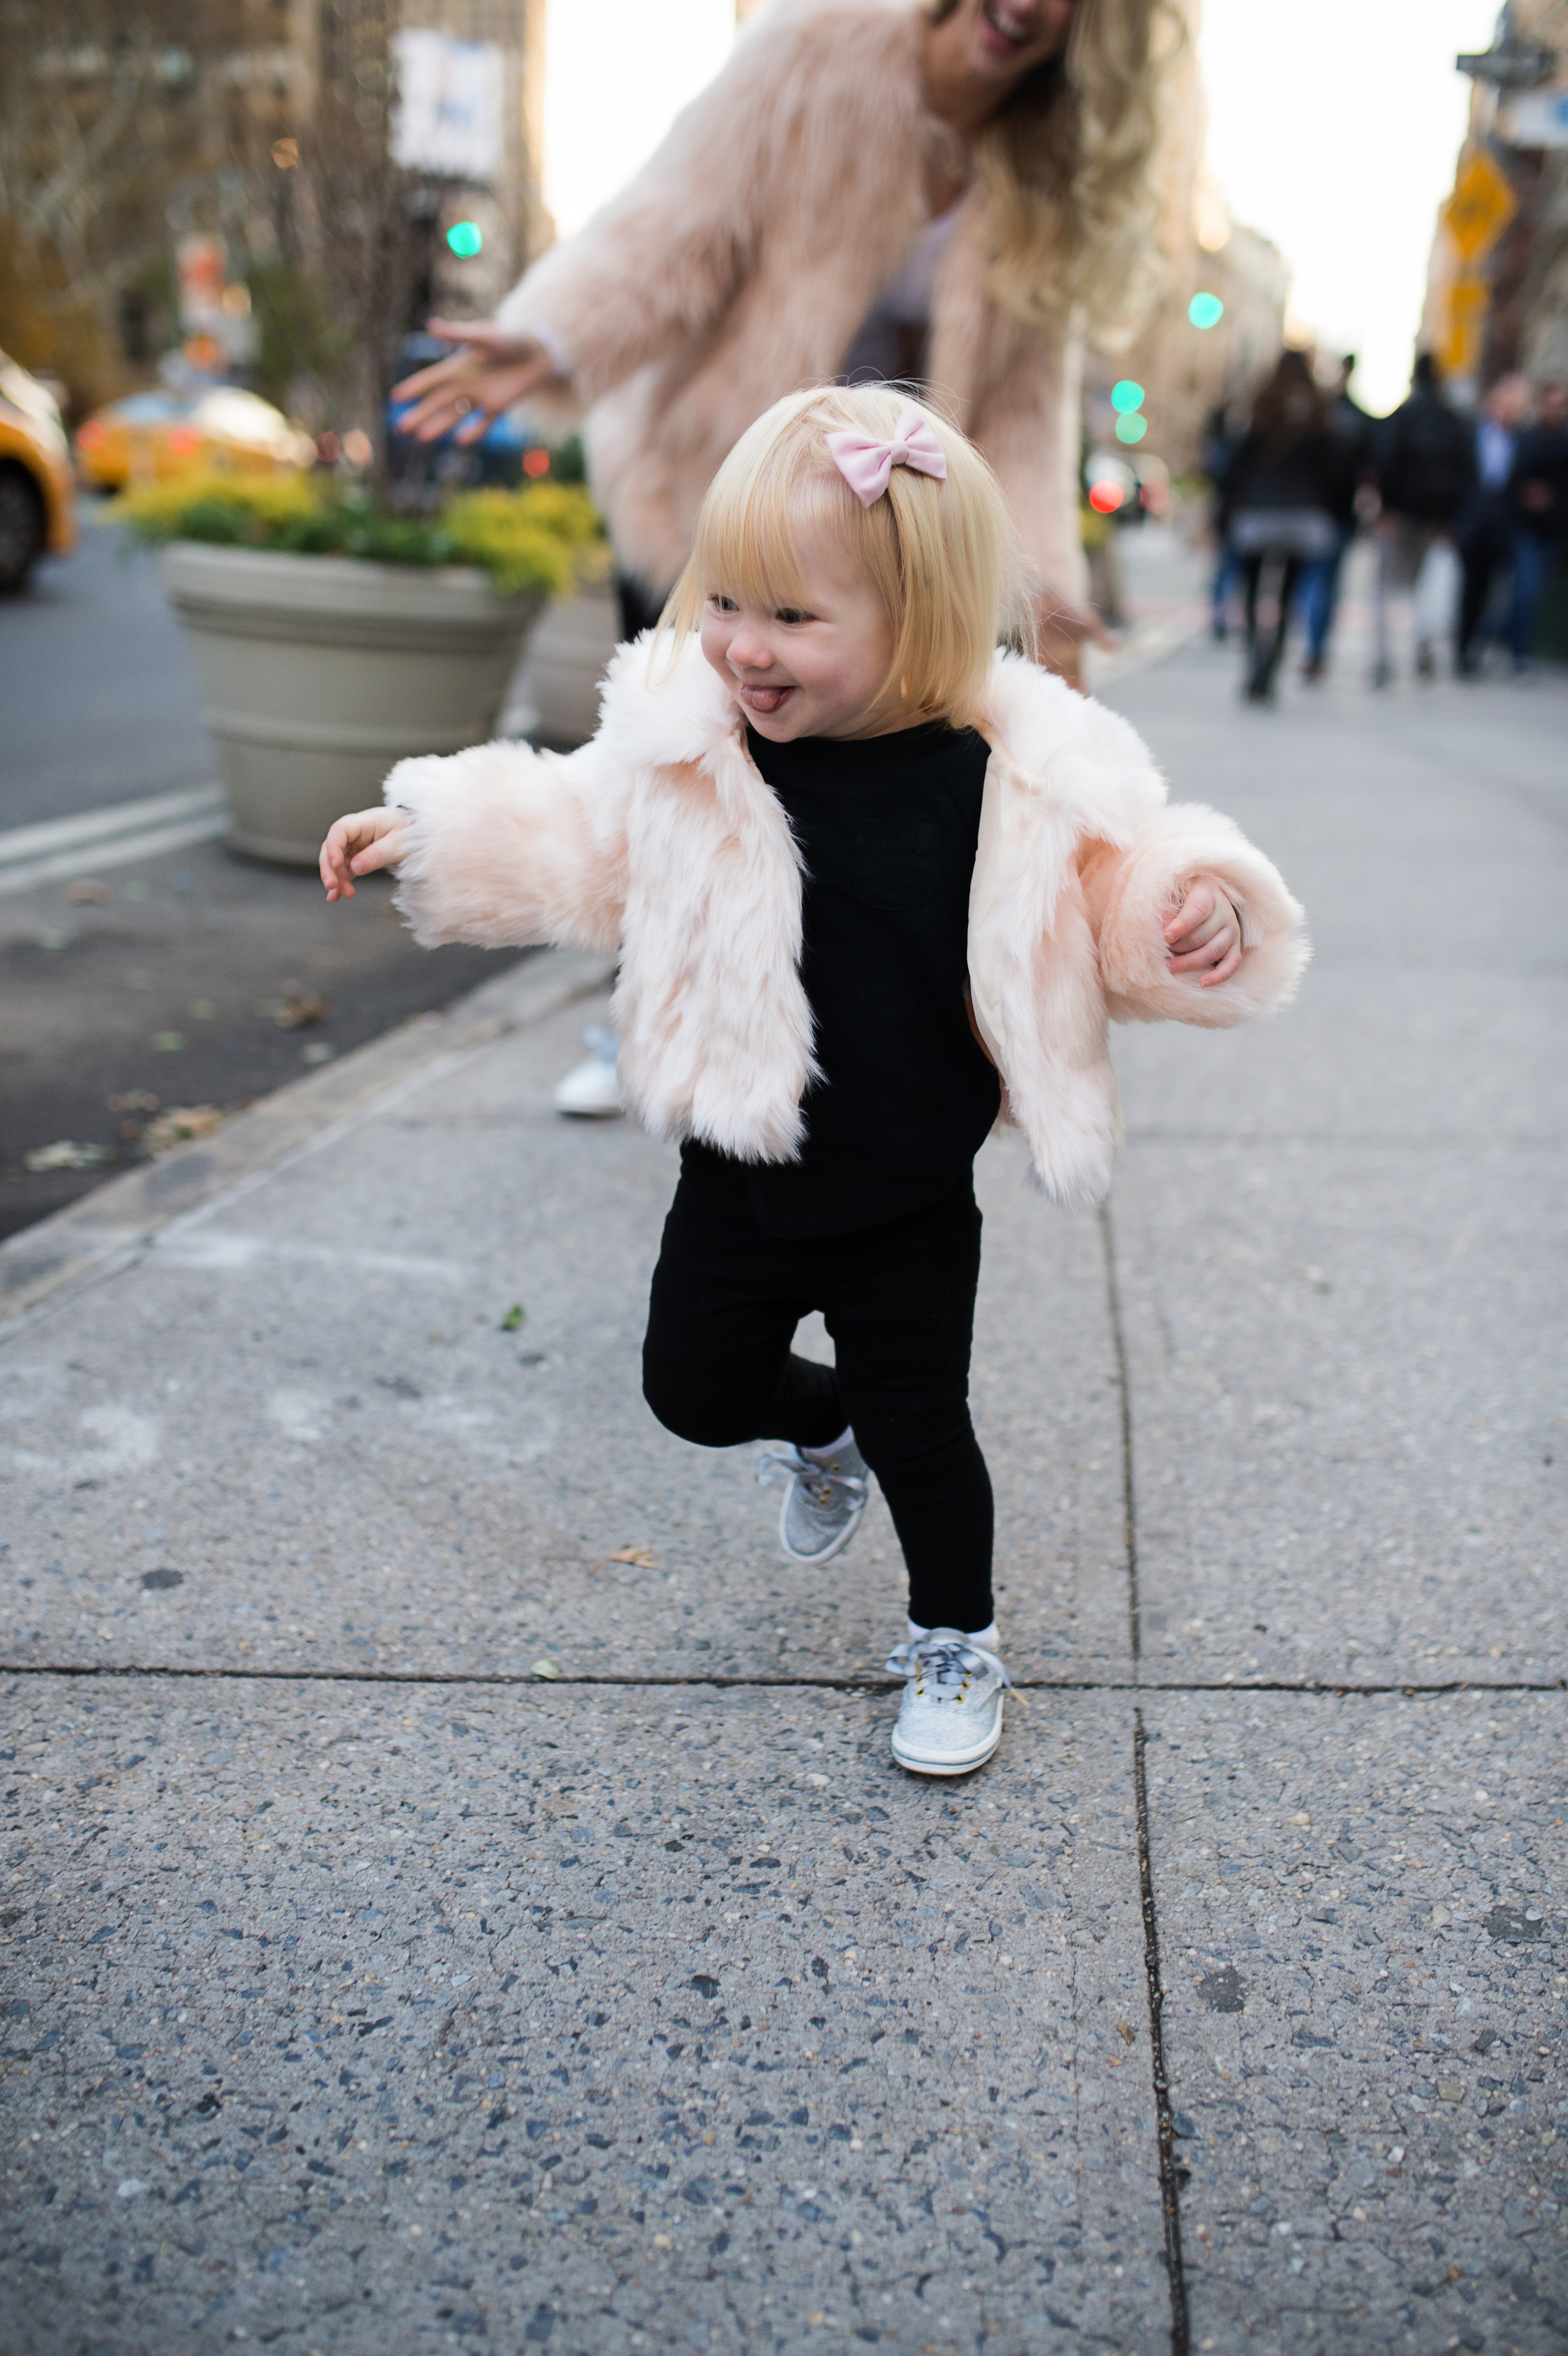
[
  {"xmin": 1098, "ymin": 1200, "xmax": 1140, "ymax": 1675},
  {"xmin": 1133, "ymin": 1706, "xmax": 1189, "ymax": 2356}
]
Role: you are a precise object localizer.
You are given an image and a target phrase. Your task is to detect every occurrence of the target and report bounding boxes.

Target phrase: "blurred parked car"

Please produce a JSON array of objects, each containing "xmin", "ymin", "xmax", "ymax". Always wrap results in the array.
[
  {"xmin": 0, "ymin": 348, "xmax": 77, "ymax": 591},
  {"xmin": 75, "ymin": 385, "xmax": 313, "ymax": 490}
]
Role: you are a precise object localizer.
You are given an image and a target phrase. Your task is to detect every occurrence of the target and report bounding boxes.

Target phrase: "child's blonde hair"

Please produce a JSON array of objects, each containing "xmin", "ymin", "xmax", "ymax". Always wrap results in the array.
[{"xmin": 659, "ymin": 385, "xmax": 1030, "ymax": 731}]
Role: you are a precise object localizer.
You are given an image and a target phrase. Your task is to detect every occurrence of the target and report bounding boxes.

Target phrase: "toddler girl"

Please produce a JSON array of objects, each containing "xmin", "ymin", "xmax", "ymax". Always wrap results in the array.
[{"xmin": 320, "ymin": 384, "xmax": 1307, "ymax": 1777}]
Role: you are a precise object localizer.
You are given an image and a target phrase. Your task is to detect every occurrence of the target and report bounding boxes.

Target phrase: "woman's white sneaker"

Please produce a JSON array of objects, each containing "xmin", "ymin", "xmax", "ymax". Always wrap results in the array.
[
  {"xmin": 755, "ymin": 1438, "xmax": 869, "ymax": 1564},
  {"xmin": 885, "ymin": 1629, "xmax": 1010, "ymax": 1776},
  {"xmin": 553, "ymin": 1025, "xmax": 624, "ymax": 1117}
]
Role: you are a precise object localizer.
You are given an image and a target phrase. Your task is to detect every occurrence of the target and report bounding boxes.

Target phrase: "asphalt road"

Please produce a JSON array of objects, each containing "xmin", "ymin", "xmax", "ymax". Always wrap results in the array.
[
  {"xmin": 0, "ymin": 503, "xmax": 215, "ymax": 829},
  {"xmin": 0, "ymin": 502, "xmax": 533, "ymax": 1242}
]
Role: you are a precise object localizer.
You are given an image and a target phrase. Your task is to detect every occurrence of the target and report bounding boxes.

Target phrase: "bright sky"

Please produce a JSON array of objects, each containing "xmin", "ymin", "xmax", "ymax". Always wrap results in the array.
[
  {"xmin": 542, "ymin": 0, "xmax": 735, "ymax": 240},
  {"xmin": 543, "ymin": 0, "xmax": 1498, "ymax": 418},
  {"xmin": 1198, "ymin": 0, "xmax": 1498, "ymax": 415}
]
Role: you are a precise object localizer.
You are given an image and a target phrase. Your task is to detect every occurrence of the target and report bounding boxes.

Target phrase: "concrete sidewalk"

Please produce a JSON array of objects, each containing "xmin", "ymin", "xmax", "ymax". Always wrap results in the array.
[{"xmin": 1, "ymin": 599, "xmax": 1565, "ymax": 2356}]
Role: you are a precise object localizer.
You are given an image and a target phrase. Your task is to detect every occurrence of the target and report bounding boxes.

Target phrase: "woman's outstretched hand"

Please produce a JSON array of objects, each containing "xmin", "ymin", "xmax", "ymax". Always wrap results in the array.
[
  {"xmin": 1033, "ymin": 589, "xmax": 1116, "ymax": 695},
  {"xmin": 392, "ymin": 319, "xmax": 561, "ymax": 444},
  {"xmin": 1165, "ymin": 878, "xmax": 1242, "ymax": 986},
  {"xmin": 320, "ymin": 808, "xmax": 409, "ymax": 902}
]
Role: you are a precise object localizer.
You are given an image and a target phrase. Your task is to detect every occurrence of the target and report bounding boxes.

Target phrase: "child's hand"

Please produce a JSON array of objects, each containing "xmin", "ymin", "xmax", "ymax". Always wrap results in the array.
[
  {"xmin": 319, "ymin": 808, "xmax": 408, "ymax": 902},
  {"xmin": 1164, "ymin": 877, "xmax": 1242, "ymax": 986}
]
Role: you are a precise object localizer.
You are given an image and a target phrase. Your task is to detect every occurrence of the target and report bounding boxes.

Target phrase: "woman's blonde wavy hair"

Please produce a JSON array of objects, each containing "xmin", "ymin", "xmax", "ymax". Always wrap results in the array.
[
  {"xmin": 927, "ymin": 0, "xmax": 1185, "ymax": 336},
  {"xmin": 659, "ymin": 383, "xmax": 1030, "ymax": 732}
]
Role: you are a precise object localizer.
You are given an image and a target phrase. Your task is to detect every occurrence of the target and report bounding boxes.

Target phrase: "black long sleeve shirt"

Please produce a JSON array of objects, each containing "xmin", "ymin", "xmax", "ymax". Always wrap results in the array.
[{"xmin": 682, "ymin": 718, "xmax": 1001, "ymax": 1238}]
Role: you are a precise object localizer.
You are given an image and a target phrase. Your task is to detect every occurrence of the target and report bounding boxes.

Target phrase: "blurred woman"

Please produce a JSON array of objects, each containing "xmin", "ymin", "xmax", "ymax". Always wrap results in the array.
[
  {"xmin": 1222, "ymin": 351, "xmax": 1337, "ymax": 705},
  {"xmin": 396, "ymin": 0, "xmax": 1176, "ymax": 689}
]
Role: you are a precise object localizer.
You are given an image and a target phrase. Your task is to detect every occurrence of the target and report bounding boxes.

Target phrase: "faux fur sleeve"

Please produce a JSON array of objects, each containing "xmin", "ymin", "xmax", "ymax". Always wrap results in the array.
[
  {"xmin": 1086, "ymin": 805, "xmax": 1310, "ymax": 1027},
  {"xmin": 386, "ymin": 734, "xmax": 631, "ymax": 955}
]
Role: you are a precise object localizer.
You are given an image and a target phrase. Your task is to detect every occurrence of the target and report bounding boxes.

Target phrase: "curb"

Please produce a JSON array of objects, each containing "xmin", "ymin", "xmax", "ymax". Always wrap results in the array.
[{"xmin": 0, "ymin": 946, "xmax": 615, "ymax": 1337}]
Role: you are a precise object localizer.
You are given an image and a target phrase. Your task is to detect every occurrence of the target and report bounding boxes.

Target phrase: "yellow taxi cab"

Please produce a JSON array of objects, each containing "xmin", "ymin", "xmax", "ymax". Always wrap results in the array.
[
  {"xmin": 0, "ymin": 348, "xmax": 77, "ymax": 591},
  {"xmin": 75, "ymin": 384, "xmax": 313, "ymax": 491}
]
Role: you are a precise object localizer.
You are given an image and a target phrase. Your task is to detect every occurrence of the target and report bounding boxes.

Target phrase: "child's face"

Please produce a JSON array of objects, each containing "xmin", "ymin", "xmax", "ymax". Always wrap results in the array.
[{"xmin": 699, "ymin": 529, "xmax": 903, "ymax": 741}]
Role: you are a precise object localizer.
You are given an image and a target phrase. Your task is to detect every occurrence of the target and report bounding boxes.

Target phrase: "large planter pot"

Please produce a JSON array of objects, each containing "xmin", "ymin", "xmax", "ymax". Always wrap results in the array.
[
  {"xmin": 160, "ymin": 542, "xmax": 545, "ymax": 865},
  {"xmin": 515, "ymin": 577, "xmax": 621, "ymax": 749}
]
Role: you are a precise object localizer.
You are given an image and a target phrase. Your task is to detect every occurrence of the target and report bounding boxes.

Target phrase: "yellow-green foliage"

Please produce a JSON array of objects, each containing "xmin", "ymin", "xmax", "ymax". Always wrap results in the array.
[
  {"xmin": 121, "ymin": 472, "xmax": 606, "ymax": 598},
  {"xmin": 442, "ymin": 486, "xmax": 607, "ymax": 598},
  {"xmin": 121, "ymin": 469, "xmax": 322, "ymax": 539}
]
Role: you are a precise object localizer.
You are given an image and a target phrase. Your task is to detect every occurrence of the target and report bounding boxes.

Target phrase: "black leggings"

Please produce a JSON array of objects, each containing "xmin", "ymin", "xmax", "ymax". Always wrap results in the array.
[
  {"xmin": 642, "ymin": 1160, "xmax": 993, "ymax": 1633},
  {"xmin": 1241, "ymin": 552, "xmax": 1305, "ymax": 697}
]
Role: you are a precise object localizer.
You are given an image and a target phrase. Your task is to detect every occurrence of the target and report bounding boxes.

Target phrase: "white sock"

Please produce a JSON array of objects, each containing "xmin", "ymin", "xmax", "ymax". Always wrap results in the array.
[
  {"xmin": 907, "ymin": 1617, "xmax": 999, "ymax": 1649},
  {"xmin": 803, "ymin": 1425, "xmax": 855, "ymax": 1462}
]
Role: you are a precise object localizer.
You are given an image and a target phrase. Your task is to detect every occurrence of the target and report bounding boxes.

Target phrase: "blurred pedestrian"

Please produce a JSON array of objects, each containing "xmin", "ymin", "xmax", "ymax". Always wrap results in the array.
[
  {"xmin": 1299, "ymin": 352, "xmax": 1372, "ymax": 681},
  {"xmin": 394, "ymin": 0, "xmax": 1174, "ymax": 1114},
  {"xmin": 1222, "ymin": 351, "xmax": 1337, "ymax": 705},
  {"xmin": 1369, "ymin": 352, "xmax": 1475, "ymax": 686},
  {"xmin": 1503, "ymin": 377, "xmax": 1568, "ymax": 674},
  {"xmin": 1455, "ymin": 372, "xmax": 1531, "ymax": 678},
  {"xmin": 1200, "ymin": 397, "xmax": 1244, "ymax": 640},
  {"xmin": 321, "ymin": 384, "xmax": 1307, "ymax": 1776}
]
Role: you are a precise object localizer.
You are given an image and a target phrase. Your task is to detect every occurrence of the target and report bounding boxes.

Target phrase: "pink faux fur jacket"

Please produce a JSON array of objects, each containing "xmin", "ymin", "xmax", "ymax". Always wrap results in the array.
[
  {"xmin": 388, "ymin": 639, "xmax": 1309, "ymax": 1211},
  {"xmin": 496, "ymin": 0, "xmax": 1087, "ymax": 602}
]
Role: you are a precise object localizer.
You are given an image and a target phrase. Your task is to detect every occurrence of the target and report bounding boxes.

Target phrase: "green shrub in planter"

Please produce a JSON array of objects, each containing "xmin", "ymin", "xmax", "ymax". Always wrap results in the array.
[{"xmin": 122, "ymin": 470, "xmax": 607, "ymax": 599}]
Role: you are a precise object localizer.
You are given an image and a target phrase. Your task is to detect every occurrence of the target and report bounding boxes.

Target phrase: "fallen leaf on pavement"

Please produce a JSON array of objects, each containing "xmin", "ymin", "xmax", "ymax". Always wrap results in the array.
[
  {"xmin": 24, "ymin": 1140, "xmax": 114, "ymax": 1172},
  {"xmin": 500, "ymin": 1304, "xmax": 526, "ymax": 1331},
  {"xmin": 143, "ymin": 1105, "xmax": 226, "ymax": 1156},
  {"xmin": 268, "ymin": 985, "xmax": 329, "ymax": 1030},
  {"xmin": 531, "ymin": 1658, "xmax": 560, "ymax": 1680},
  {"xmin": 65, "ymin": 879, "xmax": 110, "ymax": 904},
  {"xmin": 607, "ymin": 1547, "xmax": 655, "ymax": 1567}
]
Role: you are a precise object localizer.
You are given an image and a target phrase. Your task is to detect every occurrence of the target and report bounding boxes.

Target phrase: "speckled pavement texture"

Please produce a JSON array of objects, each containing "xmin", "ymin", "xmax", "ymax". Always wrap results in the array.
[{"xmin": 2, "ymin": 600, "xmax": 1566, "ymax": 2354}]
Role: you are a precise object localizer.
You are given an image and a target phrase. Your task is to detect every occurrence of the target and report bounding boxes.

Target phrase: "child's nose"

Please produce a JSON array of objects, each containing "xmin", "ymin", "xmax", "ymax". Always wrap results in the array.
[{"xmin": 728, "ymin": 630, "xmax": 773, "ymax": 670}]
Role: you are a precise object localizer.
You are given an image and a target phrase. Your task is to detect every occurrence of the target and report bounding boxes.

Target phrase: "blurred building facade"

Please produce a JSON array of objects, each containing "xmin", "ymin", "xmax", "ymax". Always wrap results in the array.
[
  {"xmin": 1422, "ymin": 0, "xmax": 1568, "ymax": 401},
  {"xmin": 0, "ymin": 0, "xmax": 548, "ymax": 417},
  {"xmin": 1085, "ymin": 5, "xmax": 1288, "ymax": 473}
]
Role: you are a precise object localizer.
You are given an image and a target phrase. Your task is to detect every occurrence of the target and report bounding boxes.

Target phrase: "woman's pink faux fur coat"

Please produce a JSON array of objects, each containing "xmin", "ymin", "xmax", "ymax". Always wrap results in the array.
[
  {"xmin": 496, "ymin": 0, "xmax": 1088, "ymax": 602},
  {"xmin": 388, "ymin": 639, "xmax": 1309, "ymax": 1211}
]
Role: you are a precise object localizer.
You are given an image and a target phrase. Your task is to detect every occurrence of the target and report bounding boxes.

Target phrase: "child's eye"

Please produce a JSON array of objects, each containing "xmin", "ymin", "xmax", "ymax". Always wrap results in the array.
[
  {"xmin": 707, "ymin": 593, "xmax": 739, "ymax": 613},
  {"xmin": 775, "ymin": 608, "xmax": 813, "ymax": 627}
]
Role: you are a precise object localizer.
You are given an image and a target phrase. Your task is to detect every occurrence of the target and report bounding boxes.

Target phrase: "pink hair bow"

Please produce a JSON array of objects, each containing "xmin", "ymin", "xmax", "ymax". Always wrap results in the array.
[{"xmin": 825, "ymin": 406, "xmax": 948, "ymax": 506}]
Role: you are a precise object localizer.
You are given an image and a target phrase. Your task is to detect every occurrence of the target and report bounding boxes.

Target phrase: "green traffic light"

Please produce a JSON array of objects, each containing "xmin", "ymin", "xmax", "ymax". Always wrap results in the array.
[
  {"xmin": 1111, "ymin": 381, "xmax": 1145, "ymax": 414},
  {"xmin": 446, "ymin": 221, "xmax": 484, "ymax": 259},
  {"xmin": 1188, "ymin": 291, "xmax": 1224, "ymax": 329},
  {"xmin": 1114, "ymin": 414, "xmax": 1148, "ymax": 445}
]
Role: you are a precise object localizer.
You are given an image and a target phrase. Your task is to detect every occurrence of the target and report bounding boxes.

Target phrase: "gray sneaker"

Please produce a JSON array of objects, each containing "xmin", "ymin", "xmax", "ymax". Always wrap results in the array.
[
  {"xmin": 756, "ymin": 1439, "xmax": 870, "ymax": 1565},
  {"xmin": 884, "ymin": 1629, "xmax": 1011, "ymax": 1777}
]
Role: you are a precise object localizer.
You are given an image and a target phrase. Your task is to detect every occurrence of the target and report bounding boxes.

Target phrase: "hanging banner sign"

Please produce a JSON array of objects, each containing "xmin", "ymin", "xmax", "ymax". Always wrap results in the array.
[{"xmin": 392, "ymin": 31, "xmax": 504, "ymax": 181}]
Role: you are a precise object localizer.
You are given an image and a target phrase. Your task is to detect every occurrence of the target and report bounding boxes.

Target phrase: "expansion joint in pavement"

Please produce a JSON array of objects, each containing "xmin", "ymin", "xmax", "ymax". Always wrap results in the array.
[
  {"xmin": 4, "ymin": 1662, "xmax": 1560, "ymax": 1693},
  {"xmin": 1133, "ymin": 1705, "xmax": 1190, "ymax": 2356}
]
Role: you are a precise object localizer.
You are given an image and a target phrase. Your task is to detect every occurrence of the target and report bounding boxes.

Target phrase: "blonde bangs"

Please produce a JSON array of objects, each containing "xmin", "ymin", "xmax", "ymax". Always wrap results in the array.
[{"xmin": 659, "ymin": 385, "xmax": 1028, "ymax": 732}]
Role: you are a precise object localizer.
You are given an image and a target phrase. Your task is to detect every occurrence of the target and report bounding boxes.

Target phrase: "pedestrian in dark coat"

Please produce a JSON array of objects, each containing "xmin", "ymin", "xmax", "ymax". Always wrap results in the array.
[
  {"xmin": 1456, "ymin": 372, "xmax": 1531, "ymax": 675},
  {"xmin": 1300, "ymin": 353, "xmax": 1372, "ymax": 680},
  {"xmin": 1222, "ymin": 351, "xmax": 1337, "ymax": 704},
  {"xmin": 1369, "ymin": 351, "xmax": 1475, "ymax": 685},
  {"xmin": 1504, "ymin": 378, "xmax": 1568, "ymax": 670}
]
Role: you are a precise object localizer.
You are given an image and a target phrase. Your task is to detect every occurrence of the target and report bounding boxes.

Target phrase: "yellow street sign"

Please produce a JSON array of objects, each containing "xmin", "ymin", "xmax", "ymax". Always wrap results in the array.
[
  {"xmin": 1438, "ymin": 272, "xmax": 1490, "ymax": 379},
  {"xmin": 1443, "ymin": 150, "xmax": 1517, "ymax": 262}
]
